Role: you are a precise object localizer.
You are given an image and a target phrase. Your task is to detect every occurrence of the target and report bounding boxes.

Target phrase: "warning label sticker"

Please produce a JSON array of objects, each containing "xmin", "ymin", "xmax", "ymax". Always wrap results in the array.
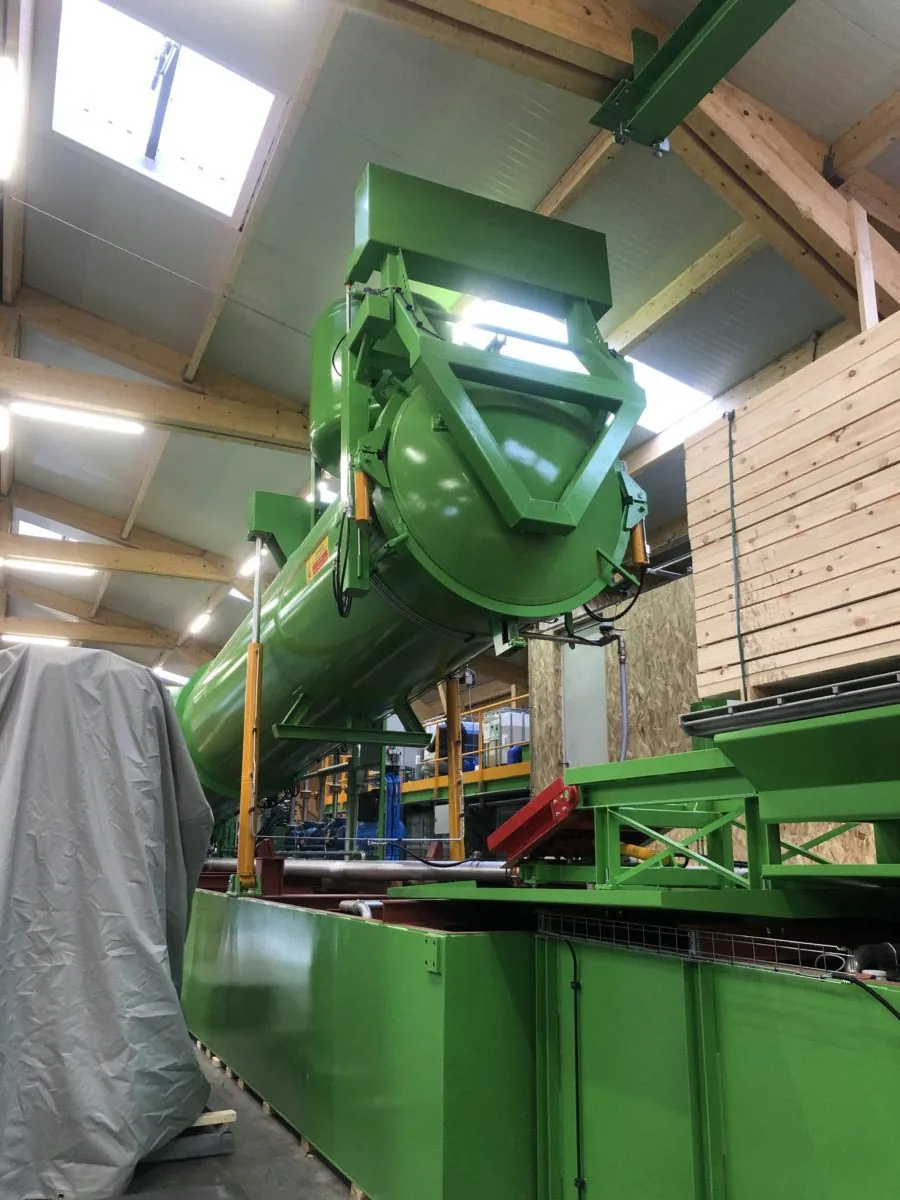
[{"xmin": 305, "ymin": 536, "xmax": 330, "ymax": 583}]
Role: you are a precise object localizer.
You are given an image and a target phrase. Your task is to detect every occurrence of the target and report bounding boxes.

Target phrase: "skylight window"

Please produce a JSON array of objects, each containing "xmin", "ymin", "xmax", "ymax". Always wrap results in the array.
[
  {"xmin": 53, "ymin": 0, "xmax": 277, "ymax": 217},
  {"xmin": 17, "ymin": 520, "xmax": 63, "ymax": 540},
  {"xmin": 454, "ymin": 299, "xmax": 710, "ymax": 435}
]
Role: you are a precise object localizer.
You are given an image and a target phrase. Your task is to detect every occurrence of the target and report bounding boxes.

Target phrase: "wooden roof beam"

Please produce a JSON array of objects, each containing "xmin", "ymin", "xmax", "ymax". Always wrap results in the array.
[
  {"xmin": 535, "ymin": 131, "xmax": 619, "ymax": 217},
  {"xmin": 608, "ymin": 223, "xmax": 764, "ymax": 355},
  {"xmin": 683, "ymin": 83, "xmax": 900, "ymax": 318},
  {"xmin": 0, "ymin": 356, "xmax": 309, "ymax": 449},
  {"xmin": 841, "ymin": 171, "xmax": 900, "ymax": 239},
  {"xmin": 832, "ymin": 89, "xmax": 900, "ymax": 181},
  {"xmin": 10, "ymin": 481, "xmax": 234, "ymax": 572},
  {"xmin": 14, "ymin": 289, "xmax": 296, "ymax": 412},
  {"xmin": 0, "ymin": 614, "xmax": 213, "ymax": 653},
  {"xmin": 4, "ymin": 578, "xmax": 216, "ymax": 665},
  {"xmin": 0, "ymin": 531, "xmax": 236, "ymax": 584}
]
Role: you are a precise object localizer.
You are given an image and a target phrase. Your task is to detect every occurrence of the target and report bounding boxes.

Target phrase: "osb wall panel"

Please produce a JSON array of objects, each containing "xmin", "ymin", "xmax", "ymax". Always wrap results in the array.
[
  {"xmin": 605, "ymin": 575, "xmax": 697, "ymax": 760},
  {"xmin": 528, "ymin": 637, "xmax": 563, "ymax": 795}
]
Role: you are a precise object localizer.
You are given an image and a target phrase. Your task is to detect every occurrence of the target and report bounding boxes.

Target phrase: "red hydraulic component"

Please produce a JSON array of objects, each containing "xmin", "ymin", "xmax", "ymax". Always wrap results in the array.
[{"xmin": 487, "ymin": 776, "xmax": 581, "ymax": 867}]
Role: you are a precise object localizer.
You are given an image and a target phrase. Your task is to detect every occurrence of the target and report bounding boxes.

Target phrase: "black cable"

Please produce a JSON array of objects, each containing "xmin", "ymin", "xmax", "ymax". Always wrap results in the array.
[
  {"xmin": 332, "ymin": 511, "xmax": 353, "ymax": 618},
  {"xmin": 564, "ymin": 941, "xmax": 586, "ymax": 1195},
  {"xmin": 389, "ymin": 840, "xmax": 492, "ymax": 868},
  {"xmin": 830, "ymin": 973, "xmax": 900, "ymax": 1023},
  {"xmin": 583, "ymin": 562, "xmax": 647, "ymax": 624},
  {"xmin": 726, "ymin": 410, "xmax": 748, "ymax": 701},
  {"xmin": 331, "ymin": 331, "xmax": 348, "ymax": 379}
]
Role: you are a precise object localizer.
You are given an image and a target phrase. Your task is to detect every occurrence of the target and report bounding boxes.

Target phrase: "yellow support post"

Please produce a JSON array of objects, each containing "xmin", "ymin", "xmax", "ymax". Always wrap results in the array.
[
  {"xmin": 233, "ymin": 535, "xmax": 265, "ymax": 894},
  {"xmin": 444, "ymin": 674, "xmax": 465, "ymax": 861},
  {"xmin": 236, "ymin": 640, "xmax": 263, "ymax": 890}
]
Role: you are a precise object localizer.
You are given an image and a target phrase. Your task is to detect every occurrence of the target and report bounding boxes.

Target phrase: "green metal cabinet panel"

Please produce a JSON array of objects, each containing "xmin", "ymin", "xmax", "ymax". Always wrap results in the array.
[
  {"xmin": 537, "ymin": 938, "xmax": 900, "ymax": 1199},
  {"xmin": 182, "ymin": 893, "xmax": 536, "ymax": 1200}
]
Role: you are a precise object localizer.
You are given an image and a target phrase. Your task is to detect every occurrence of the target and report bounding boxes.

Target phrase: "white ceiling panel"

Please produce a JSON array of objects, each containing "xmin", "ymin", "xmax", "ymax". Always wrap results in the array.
[{"xmin": 138, "ymin": 431, "xmax": 309, "ymax": 558}]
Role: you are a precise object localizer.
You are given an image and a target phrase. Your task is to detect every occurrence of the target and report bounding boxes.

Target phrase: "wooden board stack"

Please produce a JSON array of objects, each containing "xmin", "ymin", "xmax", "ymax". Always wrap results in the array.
[{"xmin": 686, "ymin": 309, "xmax": 900, "ymax": 699}]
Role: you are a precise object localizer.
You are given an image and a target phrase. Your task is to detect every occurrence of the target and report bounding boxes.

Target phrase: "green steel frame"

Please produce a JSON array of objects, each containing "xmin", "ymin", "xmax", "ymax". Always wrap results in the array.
[
  {"xmin": 592, "ymin": 0, "xmax": 797, "ymax": 147},
  {"xmin": 397, "ymin": 703, "xmax": 900, "ymax": 917}
]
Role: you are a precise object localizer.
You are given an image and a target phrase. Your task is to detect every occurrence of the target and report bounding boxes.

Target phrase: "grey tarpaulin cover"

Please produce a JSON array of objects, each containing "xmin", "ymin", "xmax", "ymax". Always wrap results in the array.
[{"xmin": 0, "ymin": 645, "xmax": 214, "ymax": 1198}]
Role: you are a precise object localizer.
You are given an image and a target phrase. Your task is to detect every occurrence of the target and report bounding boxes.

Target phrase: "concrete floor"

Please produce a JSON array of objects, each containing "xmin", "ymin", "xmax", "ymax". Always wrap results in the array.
[{"xmin": 127, "ymin": 1051, "xmax": 350, "ymax": 1200}]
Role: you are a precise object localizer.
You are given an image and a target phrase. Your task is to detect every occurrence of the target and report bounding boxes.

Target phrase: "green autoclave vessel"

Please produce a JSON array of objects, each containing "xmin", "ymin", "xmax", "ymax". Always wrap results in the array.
[{"xmin": 175, "ymin": 165, "xmax": 647, "ymax": 802}]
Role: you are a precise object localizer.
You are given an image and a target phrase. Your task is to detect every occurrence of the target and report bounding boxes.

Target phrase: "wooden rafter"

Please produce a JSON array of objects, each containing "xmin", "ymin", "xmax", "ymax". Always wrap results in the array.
[
  {"xmin": 841, "ymin": 171, "xmax": 900, "ymax": 239},
  {"xmin": 608, "ymin": 224, "xmax": 764, "ymax": 354},
  {"xmin": 4, "ymin": 578, "xmax": 216, "ymax": 665},
  {"xmin": 683, "ymin": 84, "xmax": 900, "ymax": 318},
  {"xmin": 832, "ymin": 89, "xmax": 900, "ymax": 181},
  {"xmin": 0, "ymin": 0, "xmax": 34, "ymax": 305},
  {"xmin": 535, "ymin": 131, "xmax": 618, "ymax": 217},
  {"xmin": 0, "ymin": 531, "xmax": 237, "ymax": 584},
  {"xmin": 10, "ymin": 482, "xmax": 234, "ymax": 569},
  {"xmin": 14, "ymin": 289, "xmax": 295, "ymax": 412},
  {"xmin": 0, "ymin": 357, "xmax": 309, "ymax": 449},
  {"xmin": 0, "ymin": 615, "xmax": 212, "ymax": 653}
]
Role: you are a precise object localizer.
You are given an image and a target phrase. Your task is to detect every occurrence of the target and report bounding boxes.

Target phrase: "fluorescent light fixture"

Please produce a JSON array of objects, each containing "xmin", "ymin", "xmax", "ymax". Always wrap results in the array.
[
  {"xmin": 0, "ymin": 58, "xmax": 22, "ymax": 181},
  {"xmin": 53, "ymin": 0, "xmax": 277, "ymax": 217},
  {"xmin": 10, "ymin": 401, "xmax": 144, "ymax": 435},
  {"xmin": 318, "ymin": 481, "xmax": 338, "ymax": 504},
  {"xmin": 0, "ymin": 406, "xmax": 10, "ymax": 453},
  {"xmin": 2, "ymin": 634, "xmax": 71, "ymax": 647},
  {"xmin": 228, "ymin": 587, "xmax": 250, "ymax": 602},
  {"xmin": 238, "ymin": 547, "xmax": 269, "ymax": 577},
  {"xmin": 2, "ymin": 558, "xmax": 97, "ymax": 577},
  {"xmin": 153, "ymin": 666, "xmax": 189, "ymax": 686},
  {"xmin": 188, "ymin": 611, "xmax": 211, "ymax": 634}
]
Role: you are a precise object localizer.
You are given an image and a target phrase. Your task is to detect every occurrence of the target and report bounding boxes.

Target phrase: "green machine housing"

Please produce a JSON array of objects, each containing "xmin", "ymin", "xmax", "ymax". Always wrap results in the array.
[{"xmin": 176, "ymin": 165, "xmax": 647, "ymax": 804}]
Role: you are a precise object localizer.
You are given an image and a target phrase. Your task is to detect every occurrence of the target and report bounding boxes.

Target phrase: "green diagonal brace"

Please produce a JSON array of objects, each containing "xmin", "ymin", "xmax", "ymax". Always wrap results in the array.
[{"xmin": 614, "ymin": 807, "xmax": 749, "ymax": 888}]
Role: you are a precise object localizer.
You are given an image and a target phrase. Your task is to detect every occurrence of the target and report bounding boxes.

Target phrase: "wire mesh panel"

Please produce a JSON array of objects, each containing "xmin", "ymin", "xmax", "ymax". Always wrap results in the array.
[{"xmin": 537, "ymin": 910, "xmax": 853, "ymax": 977}]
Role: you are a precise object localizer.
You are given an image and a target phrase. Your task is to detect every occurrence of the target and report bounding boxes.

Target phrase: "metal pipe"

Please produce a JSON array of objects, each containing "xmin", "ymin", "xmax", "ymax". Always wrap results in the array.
[
  {"xmin": 338, "ymin": 898, "xmax": 383, "ymax": 919},
  {"xmin": 206, "ymin": 857, "xmax": 510, "ymax": 884}
]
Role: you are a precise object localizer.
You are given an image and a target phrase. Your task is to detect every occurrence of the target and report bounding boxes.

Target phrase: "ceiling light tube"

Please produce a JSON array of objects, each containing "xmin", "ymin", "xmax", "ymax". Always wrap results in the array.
[
  {"xmin": 3, "ymin": 558, "xmax": 96, "ymax": 577},
  {"xmin": 1, "ymin": 634, "xmax": 71, "ymax": 647},
  {"xmin": 188, "ymin": 611, "xmax": 211, "ymax": 635},
  {"xmin": 228, "ymin": 587, "xmax": 250, "ymax": 602},
  {"xmin": 10, "ymin": 401, "xmax": 145, "ymax": 435}
]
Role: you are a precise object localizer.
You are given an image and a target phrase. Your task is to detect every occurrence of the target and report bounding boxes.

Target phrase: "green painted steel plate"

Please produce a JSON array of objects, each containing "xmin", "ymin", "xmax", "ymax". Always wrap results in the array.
[{"xmin": 381, "ymin": 382, "xmax": 629, "ymax": 612}]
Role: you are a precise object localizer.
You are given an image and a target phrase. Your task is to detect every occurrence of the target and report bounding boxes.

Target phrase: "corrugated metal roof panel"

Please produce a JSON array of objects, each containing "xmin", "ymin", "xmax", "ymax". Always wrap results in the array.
[
  {"xmin": 630, "ymin": 244, "xmax": 841, "ymax": 397},
  {"xmin": 562, "ymin": 142, "xmax": 741, "ymax": 335},
  {"xmin": 138, "ymin": 432, "xmax": 308, "ymax": 560}
]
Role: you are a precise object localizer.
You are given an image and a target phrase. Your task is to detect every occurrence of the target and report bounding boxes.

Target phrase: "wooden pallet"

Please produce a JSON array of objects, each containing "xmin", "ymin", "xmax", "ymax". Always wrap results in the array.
[{"xmin": 686, "ymin": 309, "xmax": 900, "ymax": 698}]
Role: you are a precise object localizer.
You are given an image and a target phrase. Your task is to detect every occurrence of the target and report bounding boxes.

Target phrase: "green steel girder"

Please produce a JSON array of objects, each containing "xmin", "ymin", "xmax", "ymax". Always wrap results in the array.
[
  {"xmin": 592, "ymin": 0, "xmax": 797, "ymax": 147},
  {"xmin": 248, "ymin": 490, "xmax": 314, "ymax": 567},
  {"xmin": 272, "ymin": 724, "xmax": 431, "ymax": 748}
]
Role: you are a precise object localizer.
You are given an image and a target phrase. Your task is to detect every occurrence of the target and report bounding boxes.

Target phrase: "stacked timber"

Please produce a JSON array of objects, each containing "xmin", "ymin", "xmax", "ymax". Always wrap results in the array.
[{"xmin": 686, "ymin": 311, "xmax": 900, "ymax": 699}]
